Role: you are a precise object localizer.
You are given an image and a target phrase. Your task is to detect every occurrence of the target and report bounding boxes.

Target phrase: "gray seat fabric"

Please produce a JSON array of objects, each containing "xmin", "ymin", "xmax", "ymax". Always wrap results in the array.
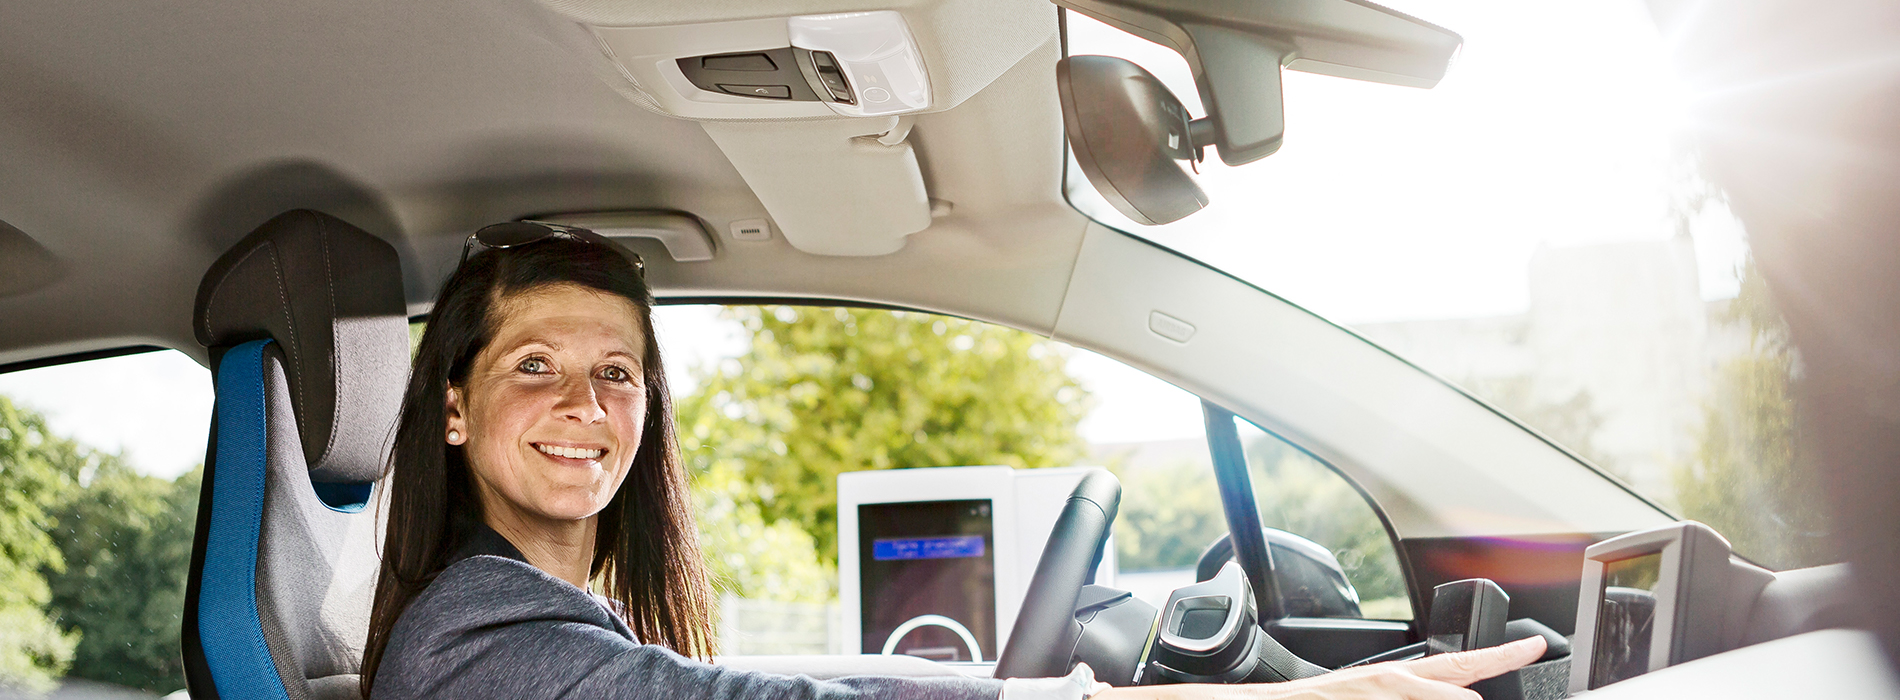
[
  {"xmin": 187, "ymin": 209, "xmax": 408, "ymax": 700},
  {"xmin": 256, "ymin": 344, "xmax": 385, "ymax": 699}
]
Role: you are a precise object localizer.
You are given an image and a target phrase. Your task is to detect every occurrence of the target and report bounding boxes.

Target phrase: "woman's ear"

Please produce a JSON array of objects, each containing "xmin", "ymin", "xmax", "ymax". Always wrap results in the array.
[{"xmin": 445, "ymin": 386, "xmax": 468, "ymax": 445}]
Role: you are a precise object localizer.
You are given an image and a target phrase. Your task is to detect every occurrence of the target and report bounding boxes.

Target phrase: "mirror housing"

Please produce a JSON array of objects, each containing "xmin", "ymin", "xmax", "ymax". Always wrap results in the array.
[
  {"xmin": 1058, "ymin": 55, "xmax": 1209, "ymax": 225},
  {"xmin": 1057, "ymin": 0, "xmax": 1462, "ymax": 166}
]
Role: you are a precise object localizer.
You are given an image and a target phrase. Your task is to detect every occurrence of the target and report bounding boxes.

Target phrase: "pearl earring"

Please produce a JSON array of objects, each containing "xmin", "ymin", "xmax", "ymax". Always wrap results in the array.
[{"xmin": 448, "ymin": 430, "xmax": 460, "ymax": 443}]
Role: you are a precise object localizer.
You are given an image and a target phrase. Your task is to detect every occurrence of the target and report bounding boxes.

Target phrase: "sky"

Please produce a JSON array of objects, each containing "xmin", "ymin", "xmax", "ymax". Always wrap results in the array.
[
  {"xmin": 0, "ymin": 351, "xmax": 213, "ymax": 479},
  {"xmin": 0, "ymin": 0, "xmax": 1740, "ymax": 477}
]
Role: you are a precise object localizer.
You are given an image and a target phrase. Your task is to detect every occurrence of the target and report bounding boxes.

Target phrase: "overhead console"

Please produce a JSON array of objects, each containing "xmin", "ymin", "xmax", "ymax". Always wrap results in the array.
[
  {"xmin": 600, "ymin": 11, "xmax": 935, "ymax": 120},
  {"xmin": 548, "ymin": 1, "xmax": 1057, "ymax": 121},
  {"xmin": 523, "ymin": 0, "xmax": 1057, "ymax": 256}
]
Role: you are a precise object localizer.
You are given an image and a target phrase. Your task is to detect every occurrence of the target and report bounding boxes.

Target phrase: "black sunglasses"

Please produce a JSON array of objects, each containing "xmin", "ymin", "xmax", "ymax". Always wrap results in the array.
[{"xmin": 459, "ymin": 220, "xmax": 644, "ymax": 274}]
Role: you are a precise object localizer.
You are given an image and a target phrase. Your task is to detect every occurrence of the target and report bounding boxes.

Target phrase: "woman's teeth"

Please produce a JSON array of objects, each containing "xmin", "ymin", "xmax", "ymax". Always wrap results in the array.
[{"xmin": 536, "ymin": 444, "xmax": 604, "ymax": 460}]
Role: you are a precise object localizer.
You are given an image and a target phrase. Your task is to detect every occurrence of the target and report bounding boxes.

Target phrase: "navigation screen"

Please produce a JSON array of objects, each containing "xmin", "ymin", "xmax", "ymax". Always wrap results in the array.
[
  {"xmin": 1590, "ymin": 552, "xmax": 1663, "ymax": 689},
  {"xmin": 859, "ymin": 500, "xmax": 995, "ymax": 662}
]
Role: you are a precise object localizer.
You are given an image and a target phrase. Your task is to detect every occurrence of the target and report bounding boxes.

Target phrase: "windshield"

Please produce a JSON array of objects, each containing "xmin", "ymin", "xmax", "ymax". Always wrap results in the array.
[{"xmin": 1064, "ymin": 1, "xmax": 1832, "ymax": 570}]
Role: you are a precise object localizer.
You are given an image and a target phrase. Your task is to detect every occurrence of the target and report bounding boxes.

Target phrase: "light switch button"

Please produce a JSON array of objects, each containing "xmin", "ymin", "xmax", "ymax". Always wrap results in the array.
[{"xmin": 729, "ymin": 218, "xmax": 772, "ymax": 241}]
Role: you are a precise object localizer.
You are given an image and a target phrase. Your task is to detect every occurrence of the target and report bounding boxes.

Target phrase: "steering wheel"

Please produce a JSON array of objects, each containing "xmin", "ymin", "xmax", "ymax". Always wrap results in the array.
[{"xmin": 993, "ymin": 469, "xmax": 1122, "ymax": 679}]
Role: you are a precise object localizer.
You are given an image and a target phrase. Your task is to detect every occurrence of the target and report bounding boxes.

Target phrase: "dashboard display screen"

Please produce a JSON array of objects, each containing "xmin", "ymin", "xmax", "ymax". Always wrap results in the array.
[
  {"xmin": 1590, "ymin": 552, "xmax": 1663, "ymax": 688},
  {"xmin": 858, "ymin": 499, "xmax": 996, "ymax": 661}
]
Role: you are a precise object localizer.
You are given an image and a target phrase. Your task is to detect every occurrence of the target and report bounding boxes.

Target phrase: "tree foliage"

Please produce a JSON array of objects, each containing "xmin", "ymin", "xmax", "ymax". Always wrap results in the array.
[
  {"xmin": 1112, "ymin": 435, "xmax": 1406, "ymax": 611},
  {"xmin": 1246, "ymin": 438, "xmax": 1406, "ymax": 606},
  {"xmin": 1110, "ymin": 459, "xmax": 1225, "ymax": 573},
  {"xmin": 693, "ymin": 461, "xmax": 835, "ymax": 604},
  {"xmin": 0, "ymin": 396, "xmax": 81, "ymax": 692},
  {"xmin": 676, "ymin": 306, "xmax": 1089, "ymax": 567},
  {"xmin": 1673, "ymin": 263, "xmax": 1831, "ymax": 569},
  {"xmin": 45, "ymin": 462, "xmax": 199, "ymax": 691},
  {"xmin": 0, "ymin": 394, "xmax": 198, "ymax": 693}
]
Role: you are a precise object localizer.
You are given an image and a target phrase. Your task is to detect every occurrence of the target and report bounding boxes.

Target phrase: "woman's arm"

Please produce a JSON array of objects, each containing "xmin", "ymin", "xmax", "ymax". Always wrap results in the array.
[
  {"xmin": 375, "ymin": 555, "xmax": 1002, "ymax": 700},
  {"xmin": 379, "ymin": 554, "xmax": 1542, "ymax": 700},
  {"xmin": 1096, "ymin": 636, "xmax": 1548, "ymax": 700}
]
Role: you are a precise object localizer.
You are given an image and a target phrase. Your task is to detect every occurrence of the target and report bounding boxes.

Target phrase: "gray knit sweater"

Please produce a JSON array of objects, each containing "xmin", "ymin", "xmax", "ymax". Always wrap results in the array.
[{"xmin": 371, "ymin": 525, "xmax": 1009, "ymax": 700}]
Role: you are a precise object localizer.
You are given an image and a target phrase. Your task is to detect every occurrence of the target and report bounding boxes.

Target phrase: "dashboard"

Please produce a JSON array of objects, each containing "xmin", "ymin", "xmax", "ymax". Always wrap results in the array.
[
  {"xmin": 715, "ymin": 519, "xmax": 1873, "ymax": 699},
  {"xmin": 1061, "ymin": 520, "xmax": 1866, "ymax": 698}
]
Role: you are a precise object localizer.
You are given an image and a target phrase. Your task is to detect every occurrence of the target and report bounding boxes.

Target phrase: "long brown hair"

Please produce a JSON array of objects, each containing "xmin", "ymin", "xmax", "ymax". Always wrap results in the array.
[{"xmin": 361, "ymin": 239, "xmax": 716, "ymax": 696}]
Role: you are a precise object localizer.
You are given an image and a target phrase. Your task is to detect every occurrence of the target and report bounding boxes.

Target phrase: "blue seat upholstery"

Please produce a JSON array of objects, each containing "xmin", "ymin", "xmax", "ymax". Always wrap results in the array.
[{"xmin": 184, "ymin": 210, "xmax": 409, "ymax": 700}]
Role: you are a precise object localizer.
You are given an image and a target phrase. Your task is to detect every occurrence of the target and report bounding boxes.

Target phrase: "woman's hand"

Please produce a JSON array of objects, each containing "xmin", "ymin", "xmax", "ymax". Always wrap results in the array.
[{"xmin": 1097, "ymin": 635, "xmax": 1548, "ymax": 700}]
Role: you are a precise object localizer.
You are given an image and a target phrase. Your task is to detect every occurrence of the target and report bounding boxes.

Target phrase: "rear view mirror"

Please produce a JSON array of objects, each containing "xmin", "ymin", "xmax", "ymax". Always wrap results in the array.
[
  {"xmin": 1058, "ymin": 0, "xmax": 1462, "ymax": 167},
  {"xmin": 1054, "ymin": 0, "xmax": 1461, "ymax": 225},
  {"xmin": 1058, "ymin": 55, "xmax": 1209, "ymax": 225}
]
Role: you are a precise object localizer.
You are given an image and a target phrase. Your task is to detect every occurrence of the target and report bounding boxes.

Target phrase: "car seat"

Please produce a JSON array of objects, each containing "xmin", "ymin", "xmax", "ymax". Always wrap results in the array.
[{"xmin": 182, "ymin": 210, "xmax": 409, "ymax": 700}]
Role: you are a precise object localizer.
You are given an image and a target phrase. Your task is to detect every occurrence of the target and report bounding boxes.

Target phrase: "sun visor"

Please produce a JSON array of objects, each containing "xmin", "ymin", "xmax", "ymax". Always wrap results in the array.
[{"xmin": 702, "ymin": 117, "xmax": 930, "ymax": 256}]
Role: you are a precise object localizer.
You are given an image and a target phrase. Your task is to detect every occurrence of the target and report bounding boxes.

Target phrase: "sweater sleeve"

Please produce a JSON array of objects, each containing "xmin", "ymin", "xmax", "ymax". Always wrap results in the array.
[{"xmin": 373, "ymin": 556, "xmax": 1006, "ymax": 700}]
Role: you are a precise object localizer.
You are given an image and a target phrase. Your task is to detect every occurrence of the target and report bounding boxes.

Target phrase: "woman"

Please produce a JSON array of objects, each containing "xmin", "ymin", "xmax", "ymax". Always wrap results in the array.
[{"xmin": 361, "ymin": 225, "xmax": 1544, "ymax": 699}]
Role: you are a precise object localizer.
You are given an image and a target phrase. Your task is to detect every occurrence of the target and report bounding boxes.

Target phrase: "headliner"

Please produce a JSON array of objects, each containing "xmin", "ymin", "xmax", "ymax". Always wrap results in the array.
[{"xmin": 0, "ymin": 0, "xmax": 1087, "ymax": 367}]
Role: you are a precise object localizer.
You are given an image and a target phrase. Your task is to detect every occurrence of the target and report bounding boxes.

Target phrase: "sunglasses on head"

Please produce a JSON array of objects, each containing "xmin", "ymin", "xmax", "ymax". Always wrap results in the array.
[{"xmin": 459, "ymin": 220, "xmax": 645, "ymax": 274}]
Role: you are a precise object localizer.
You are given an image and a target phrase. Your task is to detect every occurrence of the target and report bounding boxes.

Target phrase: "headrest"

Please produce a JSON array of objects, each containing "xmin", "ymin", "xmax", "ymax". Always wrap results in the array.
[{"xmin": 195, "ymin": 210, "xmax": 408, "ymax": 483}]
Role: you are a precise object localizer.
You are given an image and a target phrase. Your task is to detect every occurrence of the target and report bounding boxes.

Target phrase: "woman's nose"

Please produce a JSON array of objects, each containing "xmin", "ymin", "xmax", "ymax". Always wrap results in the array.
[{"xmin": 552, "ymin": 374, "xmax": 607, "ymax": 423}]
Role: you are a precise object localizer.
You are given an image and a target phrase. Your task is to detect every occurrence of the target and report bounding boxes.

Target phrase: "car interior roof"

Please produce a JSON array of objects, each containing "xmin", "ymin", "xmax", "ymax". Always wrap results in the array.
[{"xmin": 0, "ymin": 0, "xmax": 1087, "ymax": 368}]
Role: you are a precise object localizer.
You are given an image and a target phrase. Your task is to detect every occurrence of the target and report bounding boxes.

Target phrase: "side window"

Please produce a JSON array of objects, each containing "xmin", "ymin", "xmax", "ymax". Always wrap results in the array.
[
  {"xmin": 1235, "ymin": 420, "xmax": 1412, "ymax": 620},
  {"xmin": 652, "ymin": 304, "xmax": 1409, "ymax": 657},
  {"xmin": 654, "ymin": 305, "xmax": 1228, "ymax": 653},
  {"xmin": 0, "ymin": 349, "xmax": 210, "ymax": 695}
]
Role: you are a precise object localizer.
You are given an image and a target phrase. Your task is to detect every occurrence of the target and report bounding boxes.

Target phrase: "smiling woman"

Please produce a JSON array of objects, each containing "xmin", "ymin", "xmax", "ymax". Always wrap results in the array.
[{"xmin": 362, "ymin": 235, "xmax": 721, "ymax": 698}]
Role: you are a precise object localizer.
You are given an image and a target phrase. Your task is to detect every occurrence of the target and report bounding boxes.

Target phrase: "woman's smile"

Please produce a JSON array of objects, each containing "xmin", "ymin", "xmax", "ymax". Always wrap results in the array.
[{"xmin": 532, "ymin": 442, "xmax": 607, "ymax": 462}]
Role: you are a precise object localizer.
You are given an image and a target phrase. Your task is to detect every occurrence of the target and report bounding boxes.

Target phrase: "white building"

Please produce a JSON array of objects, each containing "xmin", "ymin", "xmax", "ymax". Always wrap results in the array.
[{"xmin": 1354, "ymin": 236, "xmax": 1749, "ymax": 502}]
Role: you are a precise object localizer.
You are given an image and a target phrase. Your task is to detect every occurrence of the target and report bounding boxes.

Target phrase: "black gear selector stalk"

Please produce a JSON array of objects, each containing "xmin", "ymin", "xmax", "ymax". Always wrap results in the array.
[
  {"xmin": 1144, "ymin": 562, "xmax": 1327, "ymax": 684},
  {"xmin": 1427, "ymin": 578, "xmax": 1510, "ymax": 655},
  {"xmin": 1425, "ymin": 578, "xmax": 1574, "ymax": 700}
]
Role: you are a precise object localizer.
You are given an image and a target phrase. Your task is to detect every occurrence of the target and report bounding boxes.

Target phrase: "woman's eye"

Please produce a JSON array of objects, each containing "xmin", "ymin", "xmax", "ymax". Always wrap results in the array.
[
  {"xmin": 598, "ymin": 365, "xmax": 633, "ymax": 383},
  {"xmin": 518, "ymin": 357, "xmax": 551, "ymax": 374}
]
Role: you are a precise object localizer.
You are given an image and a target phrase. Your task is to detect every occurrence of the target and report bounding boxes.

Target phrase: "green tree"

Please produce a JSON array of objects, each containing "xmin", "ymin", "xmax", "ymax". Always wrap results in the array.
[
  {"xmin": 1245, "ymin": 438, "xmax": 1406, "ymax": 608},
  {"xmin": 694, "ymin": 461, "xmax": 835, "ymax": 603},
  {"xmin": 45, "ymin": 462, "xmax": 199, "ymax": 692},
  {"xmin": 1673, "ymin": 262, "xmax": 1831, "ymax": 569},
  {"xmin": 676, "ymin": 306, "xmax": 1089, "ymax": 568},
  {"xmin": 0, "ymin": 396, "xmax": 81, "ymax": 692},
  {"xmin": 1111, "ymin": 460, "xmax": 1225, "ymax": 573},
  {"xmin": 1110, "ymin": 438, "xmax": 1407, "ymax": 616}
]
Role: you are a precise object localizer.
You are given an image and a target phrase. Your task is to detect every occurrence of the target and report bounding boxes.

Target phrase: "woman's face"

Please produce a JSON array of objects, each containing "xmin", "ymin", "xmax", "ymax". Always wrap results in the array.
[{"xmin": 446, "ymin": 283, "xmax": 649, "ymax": 524}]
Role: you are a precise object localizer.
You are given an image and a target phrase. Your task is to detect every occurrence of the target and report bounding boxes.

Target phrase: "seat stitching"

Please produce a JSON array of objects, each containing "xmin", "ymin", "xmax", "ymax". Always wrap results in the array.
[
  {"xmin": 317, "ymin": 218, "xmax": 346, "ymax": 471},
  {"xmin": 265, "ymin": 243, "xmax": 310, "ymax": 443}
]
